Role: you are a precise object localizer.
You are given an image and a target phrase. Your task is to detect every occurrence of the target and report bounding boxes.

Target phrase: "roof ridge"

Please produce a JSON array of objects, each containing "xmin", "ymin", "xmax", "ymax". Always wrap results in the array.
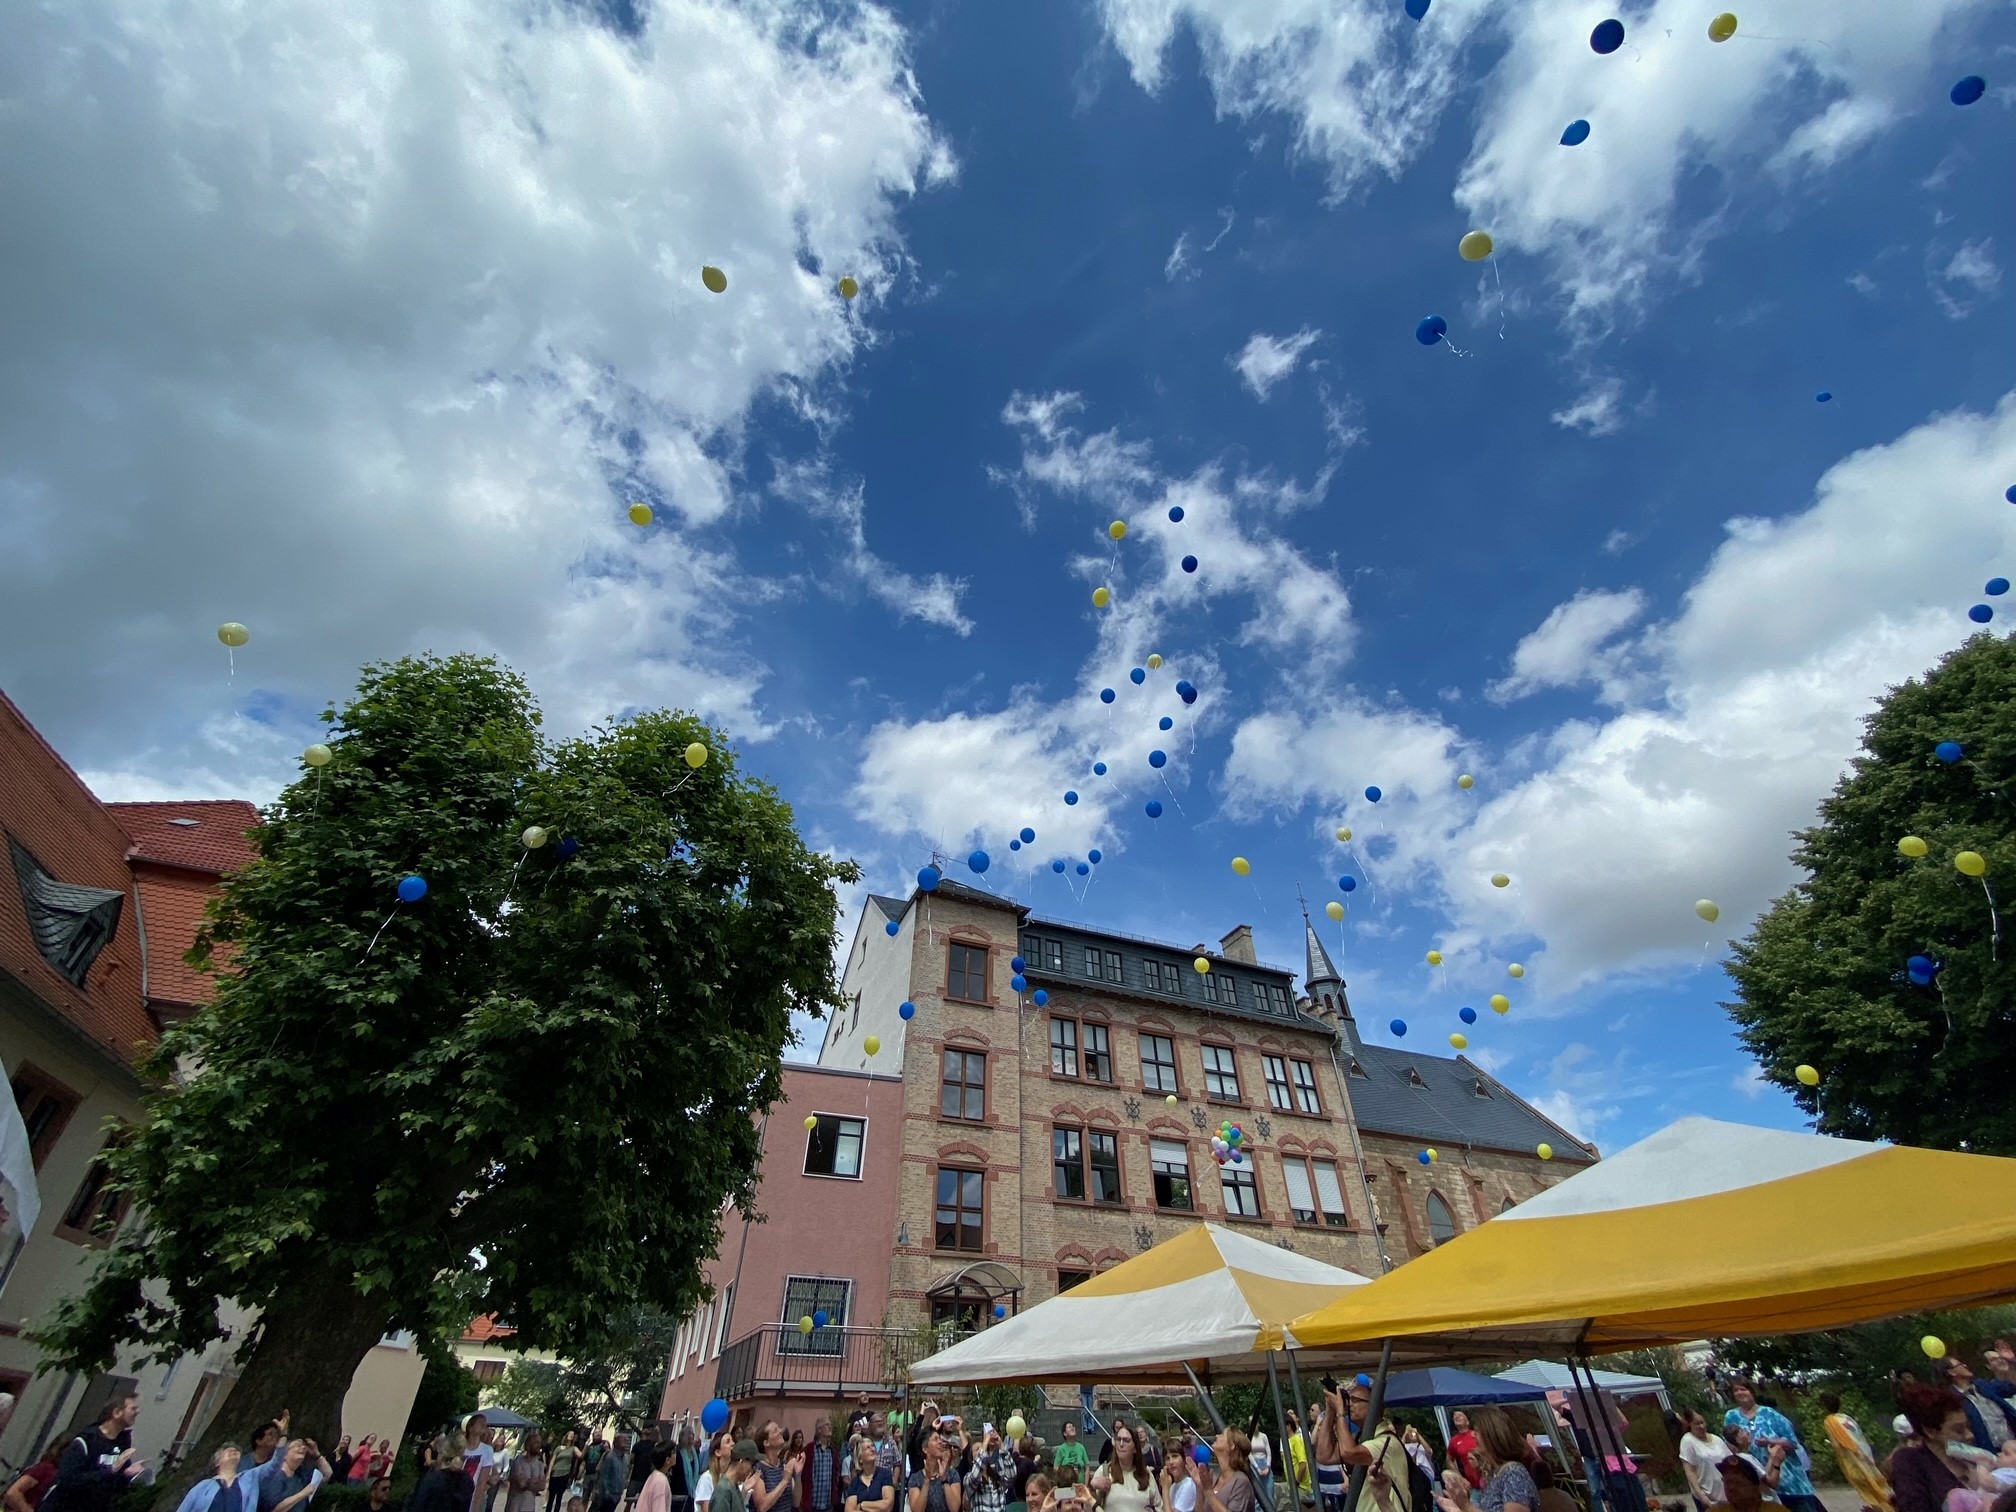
[{"xmin": 106, "ymin": 798, "xmax": 262, "ymax": 811}]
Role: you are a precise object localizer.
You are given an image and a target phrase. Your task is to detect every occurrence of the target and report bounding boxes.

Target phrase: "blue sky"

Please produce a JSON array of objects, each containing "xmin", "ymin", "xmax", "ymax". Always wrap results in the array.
[{"xmin": 3, "ymin": 0, "xmax": 2013, "ymax": 1151}]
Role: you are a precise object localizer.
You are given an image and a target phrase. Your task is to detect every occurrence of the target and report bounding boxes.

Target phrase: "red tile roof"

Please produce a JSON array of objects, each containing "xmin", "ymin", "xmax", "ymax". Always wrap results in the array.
[
  {"xmin": 462, "ymin": 1315, "xmax": 518, "ymax": 1342},
  {"xmin": 107, "ymin": 800, "xmax": 260, "ymax": 874}
]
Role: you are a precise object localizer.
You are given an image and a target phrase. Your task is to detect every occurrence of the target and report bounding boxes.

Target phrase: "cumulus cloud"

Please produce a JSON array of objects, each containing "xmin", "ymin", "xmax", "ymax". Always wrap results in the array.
[
  {"xmin": 1930, "ymin": 238, "xmax": 2002, "ymax": 320},
  {"xmin": 0, "ymin": 0, "xmax": 951, "ymax": 783},
  {"xmin": 1225, "ymin": 391, "xmax": 2016, "ymax": 991},
  {"xmin": 1231, "ymin": 328, "xmax": 1323, "ymax": 401},
  {"xmin": 1487, "ymin": 588, "xmax": 1649, "ymax": 704}
]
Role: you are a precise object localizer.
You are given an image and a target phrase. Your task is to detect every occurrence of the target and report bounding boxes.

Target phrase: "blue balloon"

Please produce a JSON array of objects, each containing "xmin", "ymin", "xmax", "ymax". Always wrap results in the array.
[
  {"xmin": 1130, "ymin": 667, "xmax": 1147, "ymax": 685},
  {"xmin": 1088, "ymin": 849, "xmax": 1103, "ymax": 864},
  {"xmin": 1076, "ymin": 862, "xmax": 1089, "ymax": 875},
  {"xmin": 1021, "ymin": 827, "xmax": 1036, "ymax": 843},
  {"xmin": 1033, "ymin": 988, "xmax": 1049, "ymax": 1005},
  {"xmin": 1100, "ymin": 687, "xmax": 1116, "ymax": 704},
  {"xmin": 1339, "ymin": 876, "xmax": 1357, "ymax": 893},
  {"xmin": 1176, "ymin": 679, "xmax": 1197, "ymax": 703},
  {"xmin": 557, "ymin": 836, "xmax": 580, "ymax": 859},
  {"xmin": 397, "ymin": 874, "xmax": 428, "ymax": 903},
  {"xmin": 1415, "ymin": 314, "xmax": 1447, "ymax": 346},
  {"xmin": 2007, "ymin": 485, "xmax": 2016, "ymax": 504},
  {"xmin": 1012, "ymin": 955, "xmax": 1026, "ymax": 972},
  {"xmin": 1011, "ymin": 974, "xmax": 1028, "ymax": 993},
  {"xmin": 1182, "ymin": 555, "xmax": 1199, "ymax": 573},
  {"xmin": 885, "ymin": 920, "xmax": 900, "ymax": 936},
  {"xmin": 899, "ymin": 1000, "xmax": 916, "ymax": 1020},
  {"xmin": 993, "ymin": 1303, "xmax": 1007, "ymax": 1319},
  {"xmin": 1971, "ymin": 604, "xmax": 1995, "ymax": 624},
  {"xmin": 1146, "ymin": 799, "xmax": 1163, "ymax": 819},
  {"xmin": 1065, "ymin": 791, "xmax": 1079, "ymax": 806},
  {"xmin": 1418, "ymin": 1150, "xmax": 1432, "ymax": 1165},
  {"xmin": 1560, "ymin": 118, "xmax": 1591, "ymax": 147},
  {"xmin": 1169, "ymin": 505, "xmax": 1186, "ymax": 522},
  {"xmin": 1009, "ymin": 839, "xmax": 1022, "ymax": 851},
  {"xmin": 1159, "ymin": 716, "xmax": 1173, "ymax": 730},
  {"xmin": 1935, "ymin": 741, "xmax": 1964, "ymax": 763},
  {"xmin": 969, "ymin": 849, "xmax": 991, "ymax": 873},
  {"xmin": 1093, "ymin": 762, "xmax": 1108, "ymax": 776},
  {"xmin": 813, "ymin": 1310, "xmax": 829, "ymax": 1328},
  {"xmin": 701, "ymin": 1399, "xmax": 730, "ymax": 1435},
  {"xmin": 1816, "ymin": 391, "xmax": 1833, "ymax": 404},
  {"xmin": 1459, "ymin": 1006, "xmax": 1477, "ymax": 1025},
  {"xmin": 1389, "ymin": 1019, "xmax": 1407, "ymax": 1036},
  {"xmin": 1405, "ymin": 0, "xmax": 1429, "ymax": 17},
  {"xmin": 1590, "ymin": 18, "xmax": 1624, "ymax": 53},
  {"xmin": 1052, "ymin": 859, "xmax": 1066, "ymax": 873},
  {"xmin": 1149, "ymin": 749, "xmax": 1167, "ymax": 769},
  {"xmin": 918, "ymin": 865, "xmax": 941, "ymax": 892},
  {"xmin": 1193, "ymin": 1446, "xmax": 1213, "ymax": 1467},
  {"xmin": 1364, "ymin": 785, "xmax": 1382, "ymax": 803},
  {"xmin": 1987, "ymin": 578, "xmax": 2010, "ymax": 596},
  {"xmin": 1951, "ymin": 75, "xmax": 1986, "ymax": 106},
  {"xmin": 1907, "ymin": 954, "xmax": 1935, "ymax": 976}
]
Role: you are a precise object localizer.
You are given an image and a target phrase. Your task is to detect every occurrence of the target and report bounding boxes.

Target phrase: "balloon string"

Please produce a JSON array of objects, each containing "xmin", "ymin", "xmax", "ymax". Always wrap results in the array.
[
  {"xmin": 227, "ymin": 647, "xmax": 236, "ymax": 680},
  {"xmin": 1492, "ymin": 259, "xmax": 1506, "ymax": 340},
  {"xmin": 1247, "ymin": 877, "xmax": 1267, "ymax": 916},
  {"xmin": 500, "ymin": 849, "xmax": 530, "ymax": 911},
  {"xmin": 312, "ymin": 768, "xmax": 323, "ymax": 813},
  {"xmin": 358, "ymin": 902, "xmax": 404, "ymax": 965},
  {"xmin": 1159, "ymin": 772, "xmax": 1187, "ymax": 816},
  {"xmin": 1983, "ymin": 877, "xmax": 2001, "ymax": 960},
  {"xmin": 1441, "ymin": 340, "xmax": 1472, "ymax": 359}
]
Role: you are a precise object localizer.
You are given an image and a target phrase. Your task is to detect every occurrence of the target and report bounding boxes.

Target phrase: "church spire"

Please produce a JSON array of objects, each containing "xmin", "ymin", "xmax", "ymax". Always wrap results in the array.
[{"xmin": 1303, "ymin": 908, "xmax": 1342, "ymax": 987}]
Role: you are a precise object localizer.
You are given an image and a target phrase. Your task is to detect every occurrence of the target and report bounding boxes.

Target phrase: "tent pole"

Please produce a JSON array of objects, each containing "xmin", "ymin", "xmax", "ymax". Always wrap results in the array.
[
  {"xmin": 1267, "ymin": 1352, "xmax": 1296, "ymax": 1510},
  {"xmin": 1566, "ymin": 1357, "xmax": 1624, "ymax": 1512},
  {"xmin": 1283, "ymin": 1347, "xmax": 1319, "ymax": 1512},
  {"xmin": 1184, "ymin": 1362, "xmax": 1228, "ymax": 1434},
  {"xmin": 1574, "ymin": 1356, "xmax": 1636, "ymax": 1512},
  {"xmin": 1342, "ymin": 1339, "xmax": 1394, "ymax": 1512}
]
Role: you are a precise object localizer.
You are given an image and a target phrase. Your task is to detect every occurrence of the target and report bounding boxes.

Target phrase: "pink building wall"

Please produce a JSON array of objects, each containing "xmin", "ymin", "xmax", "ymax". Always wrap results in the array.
[{"xmin": 660, "ymin": 1063, "xmax": 904, "ymax": 1431}]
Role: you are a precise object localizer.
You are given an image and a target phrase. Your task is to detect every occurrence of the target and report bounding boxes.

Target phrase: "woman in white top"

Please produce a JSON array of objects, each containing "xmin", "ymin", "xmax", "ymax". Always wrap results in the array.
[
  {"xmin": 694, "ymin": 1433, "xmax": 734, "ymax": 1509},
  {"xmin": 1678, "ymin": 1412, "xmax": 1734, "ymax": 1512},
  {"xmin": 1093, "ymin": 1424, "xmax": 1163, "ymax": 1512},
  {"xmin": 1158, "ymin": 1443, "xmax": 1197, "ymax": 1512}
]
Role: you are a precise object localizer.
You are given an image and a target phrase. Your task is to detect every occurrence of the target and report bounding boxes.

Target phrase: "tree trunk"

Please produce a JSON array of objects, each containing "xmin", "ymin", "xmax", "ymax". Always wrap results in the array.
[{"xmin": 154, "ymin": 1264, "xmax": 394, "ymax": 1511}]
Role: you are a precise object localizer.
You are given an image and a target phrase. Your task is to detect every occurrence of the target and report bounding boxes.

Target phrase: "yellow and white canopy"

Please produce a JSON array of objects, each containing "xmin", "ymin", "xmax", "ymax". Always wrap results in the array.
[
  {"xmin": 1289, "ymin": 1116, "xmax": 2016, "ymax": 1352},
  {"xmin": 909, "ymin": 1222, "xmax": 1371, "ymax": 1385}
]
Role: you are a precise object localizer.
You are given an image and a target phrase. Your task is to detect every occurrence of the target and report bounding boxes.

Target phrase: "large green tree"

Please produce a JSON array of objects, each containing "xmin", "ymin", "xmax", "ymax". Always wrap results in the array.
[
  {"xmin": 1724, "ymin": 633, "xmax": 2016, "ymax": 1154},
  {"xmin": 486, "ymin": 1306, "xmax": 681, "ymax": 1434},
  {"xmin": 32, "ymin": 654, "xmax": 857, "ymax": 1502}
]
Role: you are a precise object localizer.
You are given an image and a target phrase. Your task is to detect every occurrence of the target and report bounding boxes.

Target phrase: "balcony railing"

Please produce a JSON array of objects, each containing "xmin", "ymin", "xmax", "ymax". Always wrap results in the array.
[{"xmin": 714, "ymin": 1324, "xmax": 929, "ymax": 1402}]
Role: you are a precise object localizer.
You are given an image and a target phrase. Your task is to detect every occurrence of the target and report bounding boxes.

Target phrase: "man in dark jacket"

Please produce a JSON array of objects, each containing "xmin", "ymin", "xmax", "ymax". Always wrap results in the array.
[{"xmin": 48, "ymin": 1394, "xmax": 144, "ymax": 1512}]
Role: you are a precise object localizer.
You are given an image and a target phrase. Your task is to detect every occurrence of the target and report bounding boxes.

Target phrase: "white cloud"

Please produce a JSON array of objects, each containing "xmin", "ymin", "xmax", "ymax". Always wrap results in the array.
[
  {"xmin": 1487, "ymin": 588, "xmax": 1649, "ymax": 704},
  {"xmin": 0, "ymin": 0, "xmax": 951, "ymax": 785},
  {"xmin": 1730, "ymin": 1067, "xmax": 1769, "ymax": 1100},
  {"xmin": 1601, "ymin": 529, "xmax": 1638, "ymax": 556},
  {"xmin": 1225, "ymin": 391, "xmax": 2016, "ymax": 991},
  {"xmin": 1528, "ymin": 1088, "xmax": 1613, "ymax": 1143},
  {"xmin": 1930, "ymin": 238, "xmax": 2002, "ymax": 320},
  {"xmin": 1231, "ymin": 328, "xmax": 1323, "ymax": 401},
  {"xmin": 771, "ymin": 460, "xmax": 973, "ymax": 635},
  {"xmin": 1848, "ymin": 272, "xmax": 1881, "ymax": 298},
  {"xmin": 1165, "ymin": 231, "xmax": 1197, "ymax": 281},
  {"xmin": 1551, "ymin": 376, "xmax": 1627, "ymax": 437}
]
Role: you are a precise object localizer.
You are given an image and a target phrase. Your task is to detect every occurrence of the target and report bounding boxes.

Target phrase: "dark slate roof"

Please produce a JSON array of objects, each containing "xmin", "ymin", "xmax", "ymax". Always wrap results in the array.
[
  {"xmin": 1341, "ymin": 1039, "xmax": 1598, "ymax": 1163},
  {"xmin": 1305, "ymin": 919, "xmax": 1342, "ymax": 987},
  {"xmin": 868, "ymin": 894, "xmax": 906, "ymax": 921}
]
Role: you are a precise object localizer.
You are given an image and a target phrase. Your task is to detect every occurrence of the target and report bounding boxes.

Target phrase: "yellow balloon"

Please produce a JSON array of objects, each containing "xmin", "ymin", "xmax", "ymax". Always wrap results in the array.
[
  {"xmin": 1335, "ymin": 826, "xmax": 1353, "ymax": 843},
  {"xmin": 1449, "ymin": 1033, "xmax": 1467, "ymax": 1050},
  {"xmin": 1108, "ymin": 520, "xmax": 1127, "ymax": 540},
  {"xmin": 1490, "ymin": 872, "xmax": 1510, "ymax": 889},
  {"xmin": 1165, "ymin": 1093, "xmax": 1177, "ymax": 1106},
  {"xmin": 838, "ymin": 276, "xmax": 859, "ymax": 300},
  {"xmin": 685, "ymin": 741, "xmax": 709, "ymax": 769},
  {"xmin": 863, "ymin": 1035, "xmax": 881, "ymax": 1055},
  {"xmin": 1922, "ymin": 1334, "xmax": 1946, "ymax": 1360},
  {"xmin": 628, "ymin": 502, "xmax": 654, "ymax": 526},
  {"xmin": 1426, "ymin": 950, "xmax": 1443, "ymax": 966},
  {"xmin": 1695, "ymin": 899, "xmax": 1720, "ymax": 923},
  {"xmin": 799, "ymin": 1315, "xmax": 815, "ymax": 1336},
  {"xmin": 303, "ymin": 743, "xmax": 332, "ymax": 768},
  {"xmin": 1147, "ymin": 653, "xmax": 1163, "ymax": 669},
  {"xmin": 701, "ymin": 265, "xmax": 728, "ymax": 293},
  {"xmin": 1489, "ymin": 994, "xmax": 1510, "ymax": 1014},
  {"xmin": 804, "ymin": 1115, "xmax": 818, "ymax": 1131},
  {"xmin": 1193, "ymin": 956, "xmax": 1211, "ymax": 974},
  {"xmin": 1537, "ymin": 1143, "xmax": 1554, "ymax": 1161},
  {"xmin": 1092, "ymin": 586, "xmax": 1111, "ymax": 608},
  {"xmin": 217, "ymin": 622, "xmax": 249, "ymax": 647},
  {"xmin": 1006, "ymin": 1416, "xmax": 1027, "ymax": 1441},
  {"xmin": 1708, "ymin": 12, "xmax": 1737, "ymax": 42},
  {"xmin": 1425, "ymin": 1148, "xmax": 1438, "ymax": 1162},
  {"xmin": 1794, "ymin": 1064, "xmax": 1819, "ymax": 1086},
  {"xmin": 1231, "ymin": 856, "xmax": 1251, "ymax": 876},
  {"xmin": 1325, "ymin": 900, "xmax": 1345, "ymax": 922},
  {"xmin": 1457, "ymin": 774, "xmax": 1474, "ymax": 790},
  {"xmin": 521, "ymin": 825, "xmax": 549, "ymax": 849},
  {"xmin": 1956, "ymin": 850, "xmax": 1988, "ymax": 877},
  {"xmin": 1507, "ymin": 963, "xmax": 1525, "ymax": 978},
  {"xmin": 1899, "ymin": 835, "xmax": 1929, "ymax": 858},
  {"xmin": 1459, "ymin": 230, "xmax": 1494, "ymax": 262}
]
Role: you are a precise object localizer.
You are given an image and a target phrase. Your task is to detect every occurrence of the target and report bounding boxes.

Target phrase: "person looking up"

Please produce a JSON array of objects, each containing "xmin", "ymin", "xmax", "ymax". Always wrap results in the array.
[{"xmin": 174, "ymin": 1446, "xmax": 249, "ymax": 1512}]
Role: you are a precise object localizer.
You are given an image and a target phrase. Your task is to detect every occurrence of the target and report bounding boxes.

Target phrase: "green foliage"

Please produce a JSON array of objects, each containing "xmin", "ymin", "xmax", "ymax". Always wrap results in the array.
[
  {"xmin": 1724, "ymin": 634, "xmax": 2016, "ymax": 1154},
  {"xmin": 1590, "ymin": 1349, "xmax": 1714, "ymax": 1419},
  {"xmin": 490, "ymin": 1359, "xmax": 573, "ymax": 1435},
  {"xmin": 491, "ymin": 1307, "xmax": 683, "ymax": 1433},
  {"xmin": 408, "ymin": 1334, "xmax": 482, "ymax": 1440},
  {"xmin": 29, "ymin": 654, "xmax": 857, "ymax": 1495}
]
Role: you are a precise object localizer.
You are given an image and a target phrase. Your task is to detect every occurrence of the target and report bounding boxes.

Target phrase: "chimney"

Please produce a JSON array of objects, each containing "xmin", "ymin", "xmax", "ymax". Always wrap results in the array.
[{"xmin": 1219, "ymin": 924, "xmax": 1257, "ymax": 965}]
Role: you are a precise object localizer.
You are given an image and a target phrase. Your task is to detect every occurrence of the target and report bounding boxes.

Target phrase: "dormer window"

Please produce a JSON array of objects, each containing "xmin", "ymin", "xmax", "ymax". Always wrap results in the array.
[
  {"xmin": 10, "ymin": 837, "xmax": 123, "ymax": 989},
  {"xmin": 1473, "ymin": 1078, "xmax": 1493, "ymax": 1099},
  {"xmin": 1406, "ymin": 1068, "xmax": 1427, "ymax": 1089},
  {"xmin": 1347, "ymin": 1058, "xmax": 1366, "ymax": 1078}
]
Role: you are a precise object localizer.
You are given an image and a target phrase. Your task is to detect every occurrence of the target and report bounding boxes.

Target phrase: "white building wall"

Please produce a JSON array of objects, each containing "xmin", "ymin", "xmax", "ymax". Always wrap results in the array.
[{"xmin": 820, "ymin": 902, "xmax": 915, "ymax": 1072}]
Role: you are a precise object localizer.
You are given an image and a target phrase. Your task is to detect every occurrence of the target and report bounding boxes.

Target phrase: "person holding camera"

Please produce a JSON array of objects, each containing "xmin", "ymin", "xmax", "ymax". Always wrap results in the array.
[
  {"xmin": 906, "ymin": 1430, "xmax": 964, "ymax": 1512},
  {"xmin": 962, "ymin": 1428, "xmax": 1015, "ymax": 1512}
]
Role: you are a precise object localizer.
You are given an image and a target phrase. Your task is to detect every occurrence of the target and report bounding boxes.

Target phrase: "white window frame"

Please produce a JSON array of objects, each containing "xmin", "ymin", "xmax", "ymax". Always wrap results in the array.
[{"xmin": 804, "ymin": 1113, "xmax": 866, "ymax": 1180}]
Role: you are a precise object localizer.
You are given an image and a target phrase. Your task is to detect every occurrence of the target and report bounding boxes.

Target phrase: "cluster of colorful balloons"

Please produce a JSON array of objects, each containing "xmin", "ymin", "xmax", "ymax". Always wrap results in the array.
[{"xmin": 1210, "ymin": 1119, "xmax": 1248, "ymax": 1167}]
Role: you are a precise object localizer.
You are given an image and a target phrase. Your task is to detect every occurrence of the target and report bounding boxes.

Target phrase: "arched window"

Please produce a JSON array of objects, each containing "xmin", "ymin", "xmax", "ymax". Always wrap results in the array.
[
  {"xmin": 1501, "ymin": 1194, "xmax": 1518, "ymax": 1215},
  {"xmin": 1426, "ymin": 1191, "xmax": 1458, "ymax": 1247}
]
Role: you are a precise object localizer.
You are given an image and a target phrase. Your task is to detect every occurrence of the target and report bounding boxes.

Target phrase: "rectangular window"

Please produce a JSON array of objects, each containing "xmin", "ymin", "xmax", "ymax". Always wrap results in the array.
[
  {"xmin": 1089, "ymin": 1130, "xmax": 1122, "ymax": 1204},
  {"xmin": 57, "ymin": 1133, "xmax": 131, "ymax": 1246},
  {"xmin": 1139, "ymin": 1034, "xmax": 1179, "ymax": 1094},
  {"xmin": 1144, "ymin": 960, "xmax": 1182, "ymax": 995},
  {"xmin": 941, "ymin": 1049, "xmax": 987, "ymax": 1120},
  {"xmin": 472, "ymin": 1359, "xmax": 507, "ymax": 1382},
  {"xmin": 715, "ymin": 1284, "xmax": 736, "ymax": 1352},
  {"xmin": 935, "ymin": 1167, "xmax": 984, "ymax": 1251},
  {"xmin": 1311, "ymin": 1159, "xmax": 1349, "ymax": 1227},
  {"xmin": 1052, "ymin": 1126, "xmax": 1084, "ymax": 1200},
  {"xmin": 1057, "ymin": 1269, "xmax": 1092, "ymax": 1294},
  {"xmin": 779, "ymin": 1276, "xmax": 851, "ymax": 1355},
  {"xmin": 1083, "ymin": 1023, "xmax": 1112, "ymax": 1082},
  {"xmin": 948, "ymin": 943, "xmax": 988, "ymax": 1002},
  {"xmin": 1221, "ymin": 1162, "xmax": 1261, "ymax": 1218},
  {"xmin": 1292, "ymin": 1059, "xmax": 1321, "ymax": 1114},
  {"xmin": 1151, "ymin": 1138, "xmax": 1192, "ymax": 1211},
  {"xmin": 1255, "ymin": 982, "xmax": 1293, "ymax": 1016},
  {"xmin": 1021, "ymin": 935, "xmax": 1064, "ymax": 972},
  {"xmin": 1204, "ymin": 973, "xmax": 1238, "ymax": 1007},
  {"xmin": 1263, "ymin": 1055, "xmax": 1293, "ymax": 1111},
  {"xmin": 1202, "ymin": 1044, "xmax": 1241, "ymax": 1102},
  {"xmin": 803, "ymin": 1114, "xmax": 865, "ymax": 1179},
  {"xmin": 1049, "ymin": 1017, "xmax": 1078, "ymax": 1077},
  {"xmin": 9, "ymin": 1063, "xmax": 80, "ymax": 1170},
  {"xmin": 1081, "ymin": 947, "xmax": 1123, "ymax": 982},
  {"xmin": 1284, "ymin": 1157, "xmax": 1318, "ymax": 1224}
]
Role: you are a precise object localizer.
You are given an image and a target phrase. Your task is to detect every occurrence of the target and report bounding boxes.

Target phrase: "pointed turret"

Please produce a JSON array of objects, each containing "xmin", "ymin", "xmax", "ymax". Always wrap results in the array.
[
  {"xmin": 1305, "ymin": 917, "xmax": 1342, "ymax": 987},
  {"xmin": 1301, "ymin": 903, "xmax": 1362, "ymax": 1055}
]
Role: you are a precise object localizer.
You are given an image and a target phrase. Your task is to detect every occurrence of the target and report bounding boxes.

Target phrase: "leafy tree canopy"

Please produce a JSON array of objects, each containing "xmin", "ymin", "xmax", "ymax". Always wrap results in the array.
[
  {"xmin": 487, "ymin": 1306, "xmax": 681, "ymax": 1434},
  {"xmin": 1724, "ymin": 633, "xmax": 2016, "ymax": 1154},
  {"xmin": 32, "ymin": 654, "xmax": 857, "ymax": 1498}
]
